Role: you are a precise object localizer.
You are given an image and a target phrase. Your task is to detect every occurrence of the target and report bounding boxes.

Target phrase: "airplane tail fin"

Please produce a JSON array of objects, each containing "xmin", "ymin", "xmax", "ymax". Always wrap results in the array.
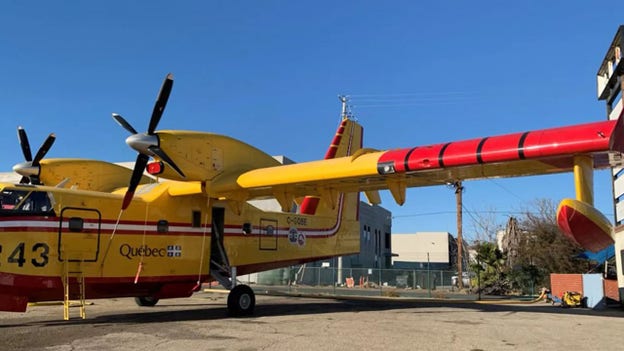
[
  {"xmin": 299, "ymin": 117, "xmax": 363, "ymax": 217},
  {"xmin": 323, "ymin": 117, "xmax": 363, "ymax": 159}
]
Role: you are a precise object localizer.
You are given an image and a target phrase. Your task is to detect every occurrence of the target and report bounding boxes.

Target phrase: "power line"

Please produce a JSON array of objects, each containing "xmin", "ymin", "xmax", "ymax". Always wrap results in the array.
[
  {"xmin": 348, "ymin": 91, "xmax": 478, "ymax": 98},
  {"xmin": 354, "ymin": 101, "xmax": 465, "ymax": 108},
  {"xmin": 392, "ymin": 209, "xmax": 526, "ymax": 219},
  {"xmin": 344, "ymin": 91, "xmax": 483, "ymax": 110},
  {"xmin": 485, "ymin": 178, "xmax": 525, "ymax": 201},
  {"xmin": 393, "ymin": 205, "xmax": 613, "ymax": 223},
  {"xmin": 392, "ymin": 210, "xmax": 457, "ymax": 218},
  {"xmin": 352, "ymin": 97, "xmax": 474, "ymax": 103}
]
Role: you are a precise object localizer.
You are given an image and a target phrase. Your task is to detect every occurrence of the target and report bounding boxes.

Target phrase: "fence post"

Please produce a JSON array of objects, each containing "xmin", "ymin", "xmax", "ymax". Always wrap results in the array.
[
  {"xmin": 333, "ymin": 266, "xmax": 336, "ymax": 295},
  {"xmin": 427, "ymin": 253, "xmax": 431, "ymax": 297},
  {"xmin": 441, "ymin": 270, "xmax": 444, "ymax": 289},
  {"xmin": 317, "ymin": 266, "xmax": 320, "ymax": 287}
]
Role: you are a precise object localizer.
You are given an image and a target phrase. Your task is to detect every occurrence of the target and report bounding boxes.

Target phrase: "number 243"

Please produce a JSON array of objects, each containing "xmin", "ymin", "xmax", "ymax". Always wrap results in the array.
[{"xmin": 0, "ymin": 242, "xmax": 49, "ymax": 268}]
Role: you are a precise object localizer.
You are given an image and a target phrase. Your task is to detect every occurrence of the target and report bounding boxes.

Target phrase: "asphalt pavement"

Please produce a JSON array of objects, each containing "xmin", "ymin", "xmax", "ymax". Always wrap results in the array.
[{"xmin": 0, "ymin": 290, "xmax": 622, "ymax": 351}]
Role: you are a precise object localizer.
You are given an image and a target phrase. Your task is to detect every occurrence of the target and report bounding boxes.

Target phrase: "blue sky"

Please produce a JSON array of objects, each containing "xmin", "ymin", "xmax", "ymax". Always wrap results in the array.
[{"xmin": 1, "ymin": 2, "xmax": 622, "ymax": 240}]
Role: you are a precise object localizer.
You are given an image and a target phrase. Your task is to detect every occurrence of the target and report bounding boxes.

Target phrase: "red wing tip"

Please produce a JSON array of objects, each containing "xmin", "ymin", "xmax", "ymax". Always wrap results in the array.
[{"xmin": 557, "ymin": 200, "xmax": 613, "ymax": 253}]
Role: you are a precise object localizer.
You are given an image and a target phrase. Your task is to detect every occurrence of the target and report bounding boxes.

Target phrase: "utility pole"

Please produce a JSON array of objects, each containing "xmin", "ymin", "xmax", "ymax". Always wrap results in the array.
[{"xmin": 455, "ymin": 181, "xmax": 464, "ymax": 289}]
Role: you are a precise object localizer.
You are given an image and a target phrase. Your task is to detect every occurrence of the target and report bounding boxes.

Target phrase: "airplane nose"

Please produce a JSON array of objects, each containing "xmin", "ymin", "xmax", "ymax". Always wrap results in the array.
[
  {"xmin": 126, "ymin": 133, "xmax": 158, "ymax": 155},
  {"xmin": 12, "ymin": 162, "xmax": 38, "ymax": 177}
]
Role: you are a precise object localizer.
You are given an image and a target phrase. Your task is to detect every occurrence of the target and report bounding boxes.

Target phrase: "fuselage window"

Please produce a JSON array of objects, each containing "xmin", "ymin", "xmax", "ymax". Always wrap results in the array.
[
  {"xmin": 192, "ymin": 211, "xmax": 201, "ymax": 228},
  {"xmin": 68, "ymin": 217, "xmax": 84, "ymax": 232},
  {"xmin": 0, "ymin": 189, "xmax": 53, "ymax": 215},
  {"xmin": 157, "ymin": 220, "xmax": 169, "ymax": 233}
]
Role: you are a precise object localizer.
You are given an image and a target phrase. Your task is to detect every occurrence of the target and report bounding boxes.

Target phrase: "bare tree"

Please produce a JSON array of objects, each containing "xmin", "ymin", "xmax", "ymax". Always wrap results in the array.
[
  {"xmin": 468, "ymin": 199, "xmax": 588, "ymax": 295},
  {"xmin": 501, "ymin": 217, "xmax": 521, "ymax": 269},
  {"xmin": 466, "ymin": 206, "xmax": 505, "ymax": 244},
  {"xmin": 507, "ymin": 199, "xmax": 587, "ymax": 291},
  {"xmin": 516, "ymin": 199, "xmax": 586, "ymax": 274}
]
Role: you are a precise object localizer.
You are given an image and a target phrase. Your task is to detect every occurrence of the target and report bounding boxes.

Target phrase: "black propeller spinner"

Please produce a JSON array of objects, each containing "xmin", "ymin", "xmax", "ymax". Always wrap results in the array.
[
  {"xmin": 13, "ymin": 126, "xmax": 56, "ymax": 185},
  {"xmin": 113, "ymin": 73, "xmax": 185, "ymax": 210}
]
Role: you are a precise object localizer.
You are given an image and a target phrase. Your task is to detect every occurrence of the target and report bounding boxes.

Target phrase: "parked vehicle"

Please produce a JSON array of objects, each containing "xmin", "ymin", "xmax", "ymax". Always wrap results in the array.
[{"xmin": 451, "ymin": 272, "xmax": 471, "ymax": 287}]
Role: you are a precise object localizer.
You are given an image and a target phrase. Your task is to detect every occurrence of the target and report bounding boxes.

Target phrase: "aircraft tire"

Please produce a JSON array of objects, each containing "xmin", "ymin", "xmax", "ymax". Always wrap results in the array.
[
  {"xmin": 134, "ymin": 296, "xmax": 159, "ymax": 307},
  {"xmin": 227, "ymin": 284, "xmax": 255, "ymax": 317}
]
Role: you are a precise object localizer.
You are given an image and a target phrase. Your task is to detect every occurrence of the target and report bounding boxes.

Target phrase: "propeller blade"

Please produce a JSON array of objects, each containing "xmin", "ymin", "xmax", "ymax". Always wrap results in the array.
[
  {"xmin": 32, "ymin": 133, "xmax": 56, "ymax": 167},
  {"xmin": 148, "ymin": 145, "xmax": 186, "ymax": 178},
  {"xmin": 17, "ymin": 127, "xmax": 33, "ymax": 161},
  {"xmin": 112, "ymin": 113, "xmax": 138, "ymax": 134},
  {"xmin": 19, "ymin": 176, "xmax": 30, "ymax": 184},
  {"xmin": 117, "ymin": 73, "xmax": 183, "ymax": 208},
  {"xmin": 122, "ymin": 153, "xmax": 149, "ymax": 210},
  {"xmin": 147, "ymin": 73, "xmax": 173, "ymax": 135}
]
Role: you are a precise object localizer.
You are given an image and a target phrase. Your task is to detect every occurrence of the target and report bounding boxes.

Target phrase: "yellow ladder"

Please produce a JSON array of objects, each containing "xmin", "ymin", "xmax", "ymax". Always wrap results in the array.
[{"xmin": 62, "ymin": 260, "xmax": 86, "ymax": 320}]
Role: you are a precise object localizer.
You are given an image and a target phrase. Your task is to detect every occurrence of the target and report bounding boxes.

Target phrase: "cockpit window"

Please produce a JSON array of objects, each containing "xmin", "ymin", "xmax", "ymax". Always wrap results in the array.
[{"xmin": 0, "ymin": 189, "xmax": 53, "ymax": 214}]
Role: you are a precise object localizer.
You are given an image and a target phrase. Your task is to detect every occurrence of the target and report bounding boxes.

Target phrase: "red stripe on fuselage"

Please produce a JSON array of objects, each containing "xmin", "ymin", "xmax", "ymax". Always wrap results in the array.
[
  {"xmin": 0, "ymin": 216, "xmax": 208, "ymax": 237},
  {"xmin": 0, "ymin": 211, "xmax": 346, "ymax": 239}
]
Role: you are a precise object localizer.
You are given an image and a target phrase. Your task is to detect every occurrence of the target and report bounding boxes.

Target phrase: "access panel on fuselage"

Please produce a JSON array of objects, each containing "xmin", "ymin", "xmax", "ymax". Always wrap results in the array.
[
  {"xmin": 58, "ymin": 207, "xmax": 101, "ymax": 262},
  {"xmin": 259, "ymin": 218, "xmax": 278, "ymax": 250}
]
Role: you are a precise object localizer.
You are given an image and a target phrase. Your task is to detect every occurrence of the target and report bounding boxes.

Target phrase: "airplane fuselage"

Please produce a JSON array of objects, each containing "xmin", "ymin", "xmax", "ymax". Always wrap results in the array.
[{"xmin": 0, "ymin": 182, "xmax": 360, "ymax": 312}]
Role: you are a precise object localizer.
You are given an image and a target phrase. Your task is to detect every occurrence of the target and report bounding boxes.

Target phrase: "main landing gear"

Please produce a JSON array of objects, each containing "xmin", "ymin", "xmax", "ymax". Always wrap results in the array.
[
  {"xmin": 132, "ymin": 284, "xmax": 255, "ymax": 316},
  {"xmin": 212, "ymin": 259, "xmax": 256, "ymax": 316},
  {"xmin": 227, "ymin": 284, "xmax": 255, "ymax": 317},
  {"xmin": 134, "ymin": 296, "xmax": 159, "ymax": 307},
  {"xmin": 209, "ymin": 207, "xmax": 255, "ymax": 316}
]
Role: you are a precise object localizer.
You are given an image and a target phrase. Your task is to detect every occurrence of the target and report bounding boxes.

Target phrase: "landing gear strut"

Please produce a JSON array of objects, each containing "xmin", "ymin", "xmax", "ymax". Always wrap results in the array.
[{"xmin": 227, "ymin": 285, "xmax": 255, "ymax": 316}]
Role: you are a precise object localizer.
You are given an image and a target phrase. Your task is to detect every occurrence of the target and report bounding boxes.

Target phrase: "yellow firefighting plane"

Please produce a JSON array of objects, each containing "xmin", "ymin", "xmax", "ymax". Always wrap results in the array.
[{"xmin": 0, "ymin": 73, "xmax": 622, "ymax": 318}]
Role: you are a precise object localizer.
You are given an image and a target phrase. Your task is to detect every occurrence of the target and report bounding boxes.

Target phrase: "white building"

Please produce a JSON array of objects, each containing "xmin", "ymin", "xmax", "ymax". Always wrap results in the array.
[
  {"xmin": 392, "ymin": 232, "xmax": 465, "ymax": 270},
  {"xmin": 0, "ymin": 173, "xmax": 19, "ymax": 183}
]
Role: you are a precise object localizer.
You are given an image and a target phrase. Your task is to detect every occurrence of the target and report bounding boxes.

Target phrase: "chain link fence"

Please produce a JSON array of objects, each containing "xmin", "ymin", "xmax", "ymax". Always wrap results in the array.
[{"xmin": 239, "ymin": 266, "xmax": 479, "ymax": 299}]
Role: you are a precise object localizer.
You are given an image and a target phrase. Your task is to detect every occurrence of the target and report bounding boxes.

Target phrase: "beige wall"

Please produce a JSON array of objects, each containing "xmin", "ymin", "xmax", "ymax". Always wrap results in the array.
[
  {"xmin": 0, "ymin": 172, "xmax": 19, "ymax": 182},
  {"xmin": 392, "ymin": 232, "xmax": 451, "ymax": 264}
]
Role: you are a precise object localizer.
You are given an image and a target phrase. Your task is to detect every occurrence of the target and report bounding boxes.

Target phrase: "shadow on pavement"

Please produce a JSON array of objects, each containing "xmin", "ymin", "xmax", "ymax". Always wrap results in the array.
[{"xmin": 3, "ymin": 292, "xmax": 622, "ymax": 328}]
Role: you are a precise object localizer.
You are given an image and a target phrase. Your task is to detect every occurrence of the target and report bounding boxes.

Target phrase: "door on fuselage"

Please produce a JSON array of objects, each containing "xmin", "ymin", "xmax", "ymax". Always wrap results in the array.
[
  {"xmin": 58, "ymin": 207, "xmax": 101, "ymax": 262},
  {"xmin": 259, "ymin": 218, "xmax": 278, "ymax": 250},
  {"xmin": 210, "ymin": 207, "xmax": 229, "ymax": 270}
]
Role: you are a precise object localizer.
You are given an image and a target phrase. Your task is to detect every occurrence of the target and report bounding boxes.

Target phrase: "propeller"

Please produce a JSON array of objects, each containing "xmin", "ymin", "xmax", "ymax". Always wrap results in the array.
[
  {"xmin": 113, "ymin": 73, "xmax": 185, "ymax": 210},
  {"xmin": 12, "ymin": 126, "xmax": 56, "ymax": 184}
]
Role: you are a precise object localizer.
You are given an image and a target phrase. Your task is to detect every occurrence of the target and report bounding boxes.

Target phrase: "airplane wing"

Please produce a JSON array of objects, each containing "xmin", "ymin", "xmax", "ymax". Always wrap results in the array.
[{"xmin": 235, "ymin": 116, "xmax": 624, "ymax": 206}]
